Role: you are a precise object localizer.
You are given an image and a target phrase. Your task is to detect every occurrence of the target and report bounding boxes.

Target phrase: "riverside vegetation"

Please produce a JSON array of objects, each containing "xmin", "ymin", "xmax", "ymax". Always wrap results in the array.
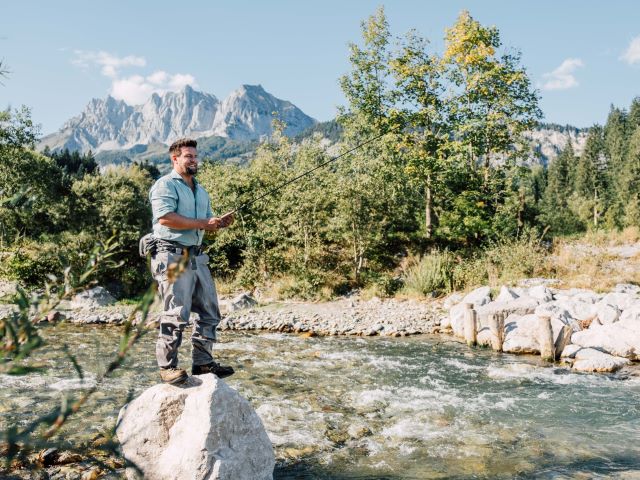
[
  {"xmin": 3, "ymin": 9, "xmax": 640, "ymax": 300},
  {"xmin": 2, "ymin": 8, "xmax": 640, "ymax": 477}
]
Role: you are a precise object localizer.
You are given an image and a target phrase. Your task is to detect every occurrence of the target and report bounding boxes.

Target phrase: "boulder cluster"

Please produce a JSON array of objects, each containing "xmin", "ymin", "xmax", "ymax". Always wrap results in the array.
[{"xmin": 442, "ymin": 283, "xmax": 640, "ymax": 373}]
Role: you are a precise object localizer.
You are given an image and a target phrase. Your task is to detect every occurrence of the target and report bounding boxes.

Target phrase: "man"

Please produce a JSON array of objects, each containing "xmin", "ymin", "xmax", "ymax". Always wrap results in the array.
[{"xmin": 149, "ymin": 138, "xmax": 234, "ymax": 385}]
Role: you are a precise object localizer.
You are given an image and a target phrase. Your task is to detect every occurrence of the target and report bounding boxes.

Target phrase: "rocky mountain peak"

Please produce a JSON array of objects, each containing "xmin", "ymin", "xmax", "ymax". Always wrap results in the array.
[{"xmin": 40, "ymin": 85, "xmax": 316, "ymax": 153}]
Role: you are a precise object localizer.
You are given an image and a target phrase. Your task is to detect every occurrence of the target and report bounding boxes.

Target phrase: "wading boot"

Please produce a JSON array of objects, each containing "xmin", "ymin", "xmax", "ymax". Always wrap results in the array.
[
  {"xmin": 159, "ymin": 367, "xmax": 188, "ymax": 385},
  {"xmin": 192, "ymin": 361, "xmax": 235, "ymax": 379}
]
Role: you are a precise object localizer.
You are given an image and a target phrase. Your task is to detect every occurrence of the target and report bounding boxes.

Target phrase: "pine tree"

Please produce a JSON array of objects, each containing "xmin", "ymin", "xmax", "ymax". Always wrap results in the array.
[
  {"xmin": 573, "ymin": 125, "xmax": 607, "ymax": 227},
  {"xmin": 540, "ymin": 142, "xmax": 582, "ymax": 233}
]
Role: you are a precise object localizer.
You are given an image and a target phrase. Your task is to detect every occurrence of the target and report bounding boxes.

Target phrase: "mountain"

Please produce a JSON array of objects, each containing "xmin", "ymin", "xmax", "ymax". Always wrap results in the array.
[
  {"xmin": 39, "ymin": 85, "xmax": 317, "ymax": 153},
  {"xmin": 524, "ymin": 123, "xmax": 589, "ymax": 167}
]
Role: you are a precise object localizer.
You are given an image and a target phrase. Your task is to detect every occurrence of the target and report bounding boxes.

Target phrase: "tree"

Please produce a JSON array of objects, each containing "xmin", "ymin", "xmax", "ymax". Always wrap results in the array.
[
  {"xmin": 573, "ymin": 125, "xmax": 607, "ymax": 227},
  {"xmin": 443, "ymin": 11, "xmax": 541, "ymax": 178}
]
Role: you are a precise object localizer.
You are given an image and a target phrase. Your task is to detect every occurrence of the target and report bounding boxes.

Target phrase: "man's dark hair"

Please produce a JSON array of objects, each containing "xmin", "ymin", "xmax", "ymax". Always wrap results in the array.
[{"xmin": 169, "ymin": 138, "xmax": 197, "ymax": 157}]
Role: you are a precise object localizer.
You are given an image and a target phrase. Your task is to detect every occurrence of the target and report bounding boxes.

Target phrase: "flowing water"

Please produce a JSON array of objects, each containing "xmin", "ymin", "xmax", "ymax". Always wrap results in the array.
[{"xmin": 2, "ymin": 323, "xmax": 640, "ymax": 479}]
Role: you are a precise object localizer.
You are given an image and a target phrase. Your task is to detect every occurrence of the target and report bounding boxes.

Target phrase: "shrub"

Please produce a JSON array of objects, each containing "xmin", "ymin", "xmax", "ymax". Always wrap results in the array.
[{"xmin": 402, "ymin": 250, "xmax": 456, "ymax": 296}]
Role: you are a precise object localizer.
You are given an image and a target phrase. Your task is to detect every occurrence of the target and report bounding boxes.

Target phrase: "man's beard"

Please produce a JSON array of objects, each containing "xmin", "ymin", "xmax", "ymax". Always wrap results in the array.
[{"xmin": 186, "ymin": 165, "xmax": 198, "ymax": 175}]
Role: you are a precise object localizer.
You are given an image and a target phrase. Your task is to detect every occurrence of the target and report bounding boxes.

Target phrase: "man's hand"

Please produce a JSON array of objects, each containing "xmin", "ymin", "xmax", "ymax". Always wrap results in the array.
[{"xmin": 202, "ymin": 212, "xmax": 235, "ymax": 231}]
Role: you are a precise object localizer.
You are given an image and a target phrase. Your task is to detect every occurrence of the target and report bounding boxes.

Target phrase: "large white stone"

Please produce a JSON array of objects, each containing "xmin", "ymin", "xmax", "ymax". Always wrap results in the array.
[
  {"xmin": 117, "ymin": 375, "xmax": 274, "ymax": 480},
  {"xmin": 495, "ymin": 286, "xmax": 520, "ymax": 302},
  {"xmin": 70, "ymin": 286, "xmax": 116, "ymax": 309},
  {"xmin": 551, "ymin": 298, "xmax": 596, "ymax": 322},
  {"xmin": 448, "ymin": 303, "xmax": 467, "ymax": 337},
  {"xmin": 443, "ymin": 292, "xmax": 464, "ymax": 310},
  {"xmin": 571, "ymin": 348, "xmax": 630, "ymax": 373},
  {"xmin": 614, "ymin": 283, "xmax": 640, "ymax": 295},
  {"xmin": 476, "ymin": 296, "xmax": 541, "ymax": 324},
  {"xmin": 446, "ymin": 288, "xmax": 492, "ymax": 336},
  {"xmin": 526, "ymin": 285, "xmax": 554, "ymax": 302},
  {"xmin": 534, "ymin": 302, "xmax": 582, "ymax": 332},
  {"xmin": 571, "ymin": 323, "xmax": 640, "ymax": 360},
  {"xmin": 462, "ymin": 286, "xmax": 492, "ymax": 307},
  {"xmin": 600, "ymin": 292, "xmax": 638, "ymax": 312},
  {"xmin": 620, "ymin": 304, "xmax": 640, "ymax": 325},
  {"xmin": 594, "ymin": 303, "xmax": 620, "ymax": 325},
  {"xmin": 502, "ymin": 314, "xmax": 568, "ymax": 355},
  {"xmin": 560, "ymin": 344, "xmax": 582, "ymax": 359}
]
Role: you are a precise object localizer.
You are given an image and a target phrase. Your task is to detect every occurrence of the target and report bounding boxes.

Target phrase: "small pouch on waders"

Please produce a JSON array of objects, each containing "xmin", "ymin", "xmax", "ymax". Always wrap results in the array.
[{"xmin": 139, "ymin": 233, "xmax": 157, "ymax": 258}]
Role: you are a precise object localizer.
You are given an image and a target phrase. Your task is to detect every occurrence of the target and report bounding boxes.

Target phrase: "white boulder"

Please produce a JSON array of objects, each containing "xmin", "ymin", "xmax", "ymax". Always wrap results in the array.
[
  {"xmin": 476, "ymin": 296, "xmax": 541, "ymax": 324},
  {"xmin": 594, "ymin": 303, "xmax": 620, "ymax": 325},
  {"xmin": 571, "ymin": 323, "xmax": 640, "ymax": 360},
  {"xmin": 614, "ymin": 283, "xmax": 640, "ymax": 295},
  {"xmin": 117, "ymin": 375, "xmax": 274, "ymax": 480},
  {"xmin": 446, "ymin": 287, "xmax": 492, "ymax": 335},
  {"xmin": 619, "ymin": 304, "xmax": 640, "ymax": 325},
  {"xmin": 495, "ymin": 286, "xmax": 520, "ymax": 302},
  {"xmin": 534, "ymin": 302, "xmax": 582, "ymax": 332},
  {"xmin": 462, "ymin": 286, "xmax": 492, "ymax": 307},
  {"xmin": 600, "ymin": 292, "xmax": 638, "ymax": 312},
  {"xmin": 443, "ymin": 292, "xmax": 464, "ymax": 310},
  {"xmin": 502, "ymin": 314, "xmax": 569, "ymax": 355},
  {"xmin": 229, "ymin": 293, "xmax": 258, "ymax": 312},
  {"xmin": 70, "ymin": 286, "xmax": 116, "ymax": 309},
  {"xmin": 526, "ymin": 285, "xmax": 554, "ymax": 302},
  {"xmin": 560, "ymin": 344, "xmax": 582, "ymax": 359},
  {"xmin": 571, "ymin": 348, "xmax": 630, "ymax": 373}
]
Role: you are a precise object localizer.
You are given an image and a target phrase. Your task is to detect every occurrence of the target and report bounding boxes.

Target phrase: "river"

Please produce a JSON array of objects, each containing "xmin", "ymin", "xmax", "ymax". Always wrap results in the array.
[{"xmin": 1, "ymin": 323, "xmax": 640, "ymax": 479}]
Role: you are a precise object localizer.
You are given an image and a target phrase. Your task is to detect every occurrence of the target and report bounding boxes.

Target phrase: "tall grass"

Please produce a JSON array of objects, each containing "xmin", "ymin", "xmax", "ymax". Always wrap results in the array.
[{"xmin": 402, "ymin": 250, "xmax": 456, "ymax": 296}]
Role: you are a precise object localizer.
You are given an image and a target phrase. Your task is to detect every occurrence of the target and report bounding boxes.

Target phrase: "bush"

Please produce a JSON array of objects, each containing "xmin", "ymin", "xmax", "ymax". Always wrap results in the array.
[
  {"xmin": 402, "ymin": 251, "xmax": 456, "ymax": 296},
  {"xmin": 452, "ymin": 232, "xmax": 549, "ymax": 290}
]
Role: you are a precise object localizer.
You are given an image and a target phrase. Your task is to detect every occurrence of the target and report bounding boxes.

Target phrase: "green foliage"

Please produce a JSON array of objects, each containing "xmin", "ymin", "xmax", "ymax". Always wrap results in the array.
[
  {"xmin": 43, "ymin": 147, "xmax": 98, "ymax": 178},
  {"xmin": 451, "ymin": 231, "xmax": 548, "ymax": 289},
  {"xmin": 403, "ymin": 251, "xmax": 456, "ymax": 296}
]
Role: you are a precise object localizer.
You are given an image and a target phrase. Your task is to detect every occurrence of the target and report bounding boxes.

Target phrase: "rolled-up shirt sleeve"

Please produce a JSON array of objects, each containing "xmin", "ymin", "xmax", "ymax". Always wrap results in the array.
[
  {"xmin": 206, "ymin": 197, "xmax": 213, "ymax": 218},
  {"xmin": 150, "ymin": 180, "xmax": 177, "ymax": 222}
]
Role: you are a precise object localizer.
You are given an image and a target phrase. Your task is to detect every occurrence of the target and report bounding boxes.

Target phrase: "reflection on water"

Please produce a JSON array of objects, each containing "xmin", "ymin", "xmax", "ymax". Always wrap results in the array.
[{"xmin": 1, "ymin": 323, "xmax": 640, "ymax": 479}]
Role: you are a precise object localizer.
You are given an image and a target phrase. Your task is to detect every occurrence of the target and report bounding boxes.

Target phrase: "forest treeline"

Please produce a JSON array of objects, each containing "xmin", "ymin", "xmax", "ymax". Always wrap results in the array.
[{"xmin": 1, "ymin": 9, "xmax": 640, "ymax": 298}]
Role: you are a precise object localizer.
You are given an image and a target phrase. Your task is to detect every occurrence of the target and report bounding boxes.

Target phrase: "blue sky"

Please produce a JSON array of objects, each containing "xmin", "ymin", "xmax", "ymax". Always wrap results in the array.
[{"xmin": 2, "ymin": 1, "xmax": 640, "ymax": 134}]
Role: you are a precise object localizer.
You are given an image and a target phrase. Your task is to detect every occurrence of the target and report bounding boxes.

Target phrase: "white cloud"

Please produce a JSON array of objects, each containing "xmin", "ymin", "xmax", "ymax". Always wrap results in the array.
[
  {"xmin": 110, "ymin": 71, "xmax": 197, "ymax": 105},
  {"xmin": 541, "ymin": 58, "xmax": 584, "ymax": 91},
  {"xmin": 71, "ymin": 50, "xmax": 197, "ymax": 105},
  {"xmin": 72, "ymin": 50, "xmax": 146, "ymax": 78},
  {"xmin": 620, "ymin": 36, "xmax": 640, "ymax": 65}
]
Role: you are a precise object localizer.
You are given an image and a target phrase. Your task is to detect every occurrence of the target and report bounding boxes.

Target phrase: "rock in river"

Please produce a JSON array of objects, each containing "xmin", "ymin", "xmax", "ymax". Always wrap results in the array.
[{"xmin": 116, "ymin": 374, "xmax": 274, "ymax": 480}]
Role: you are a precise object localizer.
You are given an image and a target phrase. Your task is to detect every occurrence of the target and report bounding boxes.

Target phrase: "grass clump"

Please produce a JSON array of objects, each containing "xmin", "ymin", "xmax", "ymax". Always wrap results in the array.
[{"xmin": 402, "ymin": 250, "xmax": 456, "ymax": 297}]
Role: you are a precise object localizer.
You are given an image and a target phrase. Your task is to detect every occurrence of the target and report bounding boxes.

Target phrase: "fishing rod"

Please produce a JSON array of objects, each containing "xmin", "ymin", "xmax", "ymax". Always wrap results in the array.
[{"xmin": 226, "ymin": 124, "xmax": 399, "ymax": 216}]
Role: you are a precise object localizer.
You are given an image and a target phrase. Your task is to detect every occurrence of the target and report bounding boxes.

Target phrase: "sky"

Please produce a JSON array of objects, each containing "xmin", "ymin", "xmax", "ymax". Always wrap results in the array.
[{"xmin": 1, "ymin": 1, "xmax": 640, "ymax": 135}]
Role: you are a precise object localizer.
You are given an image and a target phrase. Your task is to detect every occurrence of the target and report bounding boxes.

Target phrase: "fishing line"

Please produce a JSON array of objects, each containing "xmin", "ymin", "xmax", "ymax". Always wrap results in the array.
[{"xmin": 227, "ymin": 125, "xmax": 400, "ymax": 216}]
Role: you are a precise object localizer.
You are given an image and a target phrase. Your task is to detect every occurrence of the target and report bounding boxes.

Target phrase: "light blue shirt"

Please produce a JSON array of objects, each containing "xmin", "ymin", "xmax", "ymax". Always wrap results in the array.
[{"xmin": 149, "ymin": 169, "xmax": 213, "ymax": 246}]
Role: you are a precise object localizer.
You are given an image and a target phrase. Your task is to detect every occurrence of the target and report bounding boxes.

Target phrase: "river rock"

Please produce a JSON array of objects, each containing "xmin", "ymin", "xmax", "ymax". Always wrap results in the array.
[
  {"xmin": 614, "ymin": 283, "xmax": 640, "ymax": 295},
  {"xmin": 229, "ymin": 293, "xmax": 258, "ymax": 312},
  {"xmin": 619, "ymin": 304, "xmax": 640, "ymax": 324},
  {"xmin": 476, "ymin": 296, "xmax": 541, "ymax": 324},
  {"xmin": 443, "ymin": 292, "xmax": 464, "ymax": 310},
  {"xmin": 572, "ymin": 291, "xmax": 603, "ymax": 304},
  {"xmin": 502, "ymin": 314, "xmax": 568, "ymax": 355},
  {"xmin": 534, "ymin": 302, "xmax": 581, "ymax": 332},
  {"xmin": 462, "ymin": 286, "xmax": 492, "ymax": 307},
  {"xmin": 600, "ymin": 292, "xmax": 638, "ymax": 311},
  {"xmin": 495, "ymin": 286, "xmax": 520, "ymax": 302},
  {"xmin": 571, "ymin": 348, "xmax": 630, "ymax": 373},
  {"xmin": 571, "ymin": 323, "xmax": 640, "ymax": 360},
  {"xmin": 594, "ymin": 303, "xmax": 620, "ymax": 325},
  {"xmin": 526, "ymin": 285, "xmax": 554, "ymax": 302},
  {"xmin": 116, "ymin": 374, "xmax": 274, "ymax": 480},
  {"xmin": 70, "ymin": 286, "xmax": 116, "ymax": 309},
  {"xmin": 560, "ymin": 344, "xmax": 582, "ymax": 358}
]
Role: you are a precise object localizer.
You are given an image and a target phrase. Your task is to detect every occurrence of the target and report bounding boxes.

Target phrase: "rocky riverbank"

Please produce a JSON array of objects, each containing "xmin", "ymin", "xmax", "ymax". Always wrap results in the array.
[{"xmin": 3, "ymin": 281, "xmax": 640, "ymax": 375}]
